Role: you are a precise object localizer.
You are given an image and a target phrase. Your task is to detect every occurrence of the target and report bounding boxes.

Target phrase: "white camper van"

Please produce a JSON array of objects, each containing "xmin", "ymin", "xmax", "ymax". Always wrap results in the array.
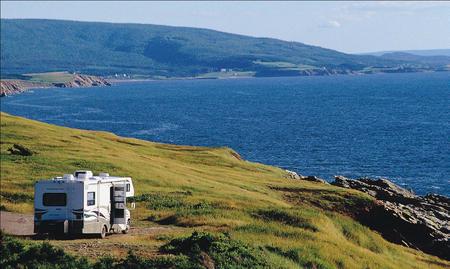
[{"xmin": 34, "ymin": 171, "xmax": 134, "ymax": 238}]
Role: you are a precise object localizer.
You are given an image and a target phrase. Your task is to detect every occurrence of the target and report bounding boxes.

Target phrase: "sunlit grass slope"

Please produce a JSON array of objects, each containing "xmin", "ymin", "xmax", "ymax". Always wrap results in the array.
[
  {"xmin": 0, "ymin": 112, "xmax": 448, "ymax": 269},
  {"xmin": 24, "ymin": 71, "xmax": 75, "ymax": 83}
]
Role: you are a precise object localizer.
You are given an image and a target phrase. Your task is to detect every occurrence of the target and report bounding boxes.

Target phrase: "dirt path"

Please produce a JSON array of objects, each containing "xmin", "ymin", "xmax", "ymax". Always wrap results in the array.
[
  {"xmin": 0, "ymin": 211, "xmax": 34, "ymax": 236},
  {"xmin": 57, "ymin": 225, "xmax": 180, "ymax": 259}
]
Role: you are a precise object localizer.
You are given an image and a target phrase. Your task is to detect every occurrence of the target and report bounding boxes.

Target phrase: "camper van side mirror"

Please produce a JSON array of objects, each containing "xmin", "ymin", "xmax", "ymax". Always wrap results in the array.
[{"xmin": 130, "ymin": 202, "xmax": 136, "ymax": 210}]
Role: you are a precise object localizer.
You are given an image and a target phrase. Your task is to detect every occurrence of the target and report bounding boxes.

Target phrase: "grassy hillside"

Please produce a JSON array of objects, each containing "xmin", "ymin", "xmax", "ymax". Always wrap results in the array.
[
  {"xmin": 1, "ymin": 112, "xmax": 448, "ymax": 268},
  {"xmin": 2, "ymin": 72, "xmax": 83, "ymax": 85},
  {"xmin": 23, "ymin": 71, "xmax": 76, "ymax": 83},
  {"xmin": 1, "ymin": 19, "xmax": 425, "ymax": 78}
]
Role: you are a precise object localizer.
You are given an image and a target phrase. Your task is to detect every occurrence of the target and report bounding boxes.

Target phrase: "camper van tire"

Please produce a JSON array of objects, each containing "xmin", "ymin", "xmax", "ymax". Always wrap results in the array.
[
  {"xmin": 99, "ymin": 225, "xmax": 108, "ymax": 239},
  {"xmin": 122, "ymin": 219, "xmax": 130, "ymax": 234}
]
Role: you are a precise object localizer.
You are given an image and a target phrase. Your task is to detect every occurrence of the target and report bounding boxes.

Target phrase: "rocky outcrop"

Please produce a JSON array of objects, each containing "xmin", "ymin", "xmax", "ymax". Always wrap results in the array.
[
  {"xmin": 333, "ymin": 176, "xmax": 416, "ymax": 203},
  {"xmin": 1, "ymin": 80, "xmax": 25, "ymax": 96},
  {"xmin": 285, "ymin": 170, "xmax": 328, "ymax": 184},
  {"xmin": 0, "ymin": 80, "xmax": 46, "ymax": 97},
  {"xmin": 285, "ymin": 170, "xmax": 301, "ymax": 179},
  {"xmin": 332, "ymin": 176, "xmax": 449, "ymax": 260},
  {"xmin": 1, "ymin": 74, "xmax": 110, "ymax": 97},
  {"xmin": 300, "ymin": 175, "xmax": 328, "ymax": 184}
]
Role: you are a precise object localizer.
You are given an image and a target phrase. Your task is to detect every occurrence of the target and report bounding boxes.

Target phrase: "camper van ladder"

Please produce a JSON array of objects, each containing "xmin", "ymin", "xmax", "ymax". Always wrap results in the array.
[{"xmin": 112, "ymin": 183, "xmax": 127, "ymax": 225}]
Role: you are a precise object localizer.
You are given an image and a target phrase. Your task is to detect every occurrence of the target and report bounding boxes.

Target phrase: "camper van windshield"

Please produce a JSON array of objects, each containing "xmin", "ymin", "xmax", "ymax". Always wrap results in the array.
[{"xmin": 43, "ymin": 193, "xmax": 67, "ymax": 206}]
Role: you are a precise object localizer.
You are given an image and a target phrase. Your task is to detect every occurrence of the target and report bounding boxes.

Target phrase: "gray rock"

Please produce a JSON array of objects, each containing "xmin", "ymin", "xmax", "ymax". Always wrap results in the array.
[
  {"xmin": 285, "ymin": 170, "xmax": 328, "ymax": 184},
  {"xmin": 285, "ymin": 170, "xmax": 301, "ymax": 180},
  {"xmin": 333, "ymin": 176, "xmax": 417, "ymax": 203},
  {"xmin": 332, "ymin": 175, "xmax": 450, "ymax": 260},
  {"xmin": 300, "ymin": 175, "xmax": 328, "ymax": 184}
]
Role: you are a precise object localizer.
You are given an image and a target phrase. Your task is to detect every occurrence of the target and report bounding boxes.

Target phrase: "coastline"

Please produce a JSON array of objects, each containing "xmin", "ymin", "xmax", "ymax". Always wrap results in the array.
[
  {"xmin": 0, "ymin": 73, "xmax": 111, "ymax": 97},
  {"xmin": 3, "ymin": 69, "xmax": 449, "ymax": 96}
]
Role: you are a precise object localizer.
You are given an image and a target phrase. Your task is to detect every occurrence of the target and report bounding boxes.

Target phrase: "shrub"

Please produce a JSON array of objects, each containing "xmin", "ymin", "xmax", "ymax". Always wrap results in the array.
[
  {"xmin": 0, "ymin": 192, "xmax": 34, "ymax": 203},
  {"xmin": 0, "ymin": 231, "xmax": 90, "ymax": 269},
  {"xmin": 1, "ymin": 232, "xmax": 230, "ymax": 269},
  {"xmin": 134, "ymin": 192, "xmax": 220, "ymax": 226},
  {"xmin": 234, "ymin": 224, "xmax": 315, "ymax": 240},
  {"xmin": 254, "ymin": 208, "xmax": 318, "ymax": 232},
  {"xmin": 7, "ymin": 144, "xmax": 34, "ymax": 156},
  {"xmin": 177, "ymin": 201, "xmax": 216, "ymax": 216},
  {"xmin": 1, "ymin": 232, "xmax": 200, "ymax": 269},
  {"xmin": 265, "ymin": 246, "xmax": 334, "ymax": 269},
  {"xmin": 118, "ymin": 252, "xmax": 199, "ymax": 269},
  {"xmin": 162, "ymin": 231, "xmax": 269, "ymax": 269},
  {"xmin": 131, "ymin": 192, "xmax": 188, "ymax": 210}
]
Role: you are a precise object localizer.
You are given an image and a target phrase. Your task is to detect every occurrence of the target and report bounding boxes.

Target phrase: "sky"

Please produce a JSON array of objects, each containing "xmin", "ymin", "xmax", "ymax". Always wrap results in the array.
[{"xmin": 1, "ymin": 1, "xmax": 449, "ymax": 53}]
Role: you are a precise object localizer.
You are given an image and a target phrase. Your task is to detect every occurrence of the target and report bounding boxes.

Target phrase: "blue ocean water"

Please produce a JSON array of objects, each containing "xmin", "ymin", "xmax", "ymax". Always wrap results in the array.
[{"xmin": 1, "ymin": 72, "xmax": 449, "ymax": 195}]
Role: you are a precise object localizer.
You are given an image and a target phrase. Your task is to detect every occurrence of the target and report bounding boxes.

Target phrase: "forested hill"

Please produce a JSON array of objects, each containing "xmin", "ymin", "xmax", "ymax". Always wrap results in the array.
[{"xmin": 1, "ymin": 19, "xmax": 447, "ymax": 77}]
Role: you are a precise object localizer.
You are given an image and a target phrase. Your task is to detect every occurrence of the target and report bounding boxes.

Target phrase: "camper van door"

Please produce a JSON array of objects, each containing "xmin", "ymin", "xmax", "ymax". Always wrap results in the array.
[{"xmin": 112, "ymin": 183, "xmax": 126, "ymax": 224}]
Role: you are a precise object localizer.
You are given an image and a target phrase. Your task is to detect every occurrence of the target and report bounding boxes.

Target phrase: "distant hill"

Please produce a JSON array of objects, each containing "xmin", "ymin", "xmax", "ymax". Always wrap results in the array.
[
  {"xmin": 377, "ymin": 52, "xmax": 450, "ymax": 69},
  {"xmin": 1, "ymin": 19, "xmax": 448, "ymax": 77},
  {"xmin": 365, "ymin": 49, "xmax": 450, "ymax": 57},
  {"xmin": 362, "ymin": 49, "xmax": 450, "ymax": 69}
]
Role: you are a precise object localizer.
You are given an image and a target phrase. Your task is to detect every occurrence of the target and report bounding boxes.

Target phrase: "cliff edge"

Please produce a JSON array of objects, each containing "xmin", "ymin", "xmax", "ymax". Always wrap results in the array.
[
  {"xmin": 332, "ymin": 176, "xmax": 449, "ymax": 260},
  {"xmin": 0, "ymin": 73, "xmax": 111, "ymax": 97}
]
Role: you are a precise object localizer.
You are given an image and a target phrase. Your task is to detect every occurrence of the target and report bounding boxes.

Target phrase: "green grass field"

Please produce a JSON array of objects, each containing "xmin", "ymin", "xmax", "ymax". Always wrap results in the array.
[
  {"xmin": 1, "ymin": 112, "xmax": 448, "ymax": 268},
  {"xmin": 196, "ymin": 71, "xmax": 255, "ymax": 79},
  {"xmin": 24, "ymin": 72, "xmax": 76, "ymax": 84},
  {"xmin": 254, "ymin": 61, "xmax": 318, "ymax": 71}
]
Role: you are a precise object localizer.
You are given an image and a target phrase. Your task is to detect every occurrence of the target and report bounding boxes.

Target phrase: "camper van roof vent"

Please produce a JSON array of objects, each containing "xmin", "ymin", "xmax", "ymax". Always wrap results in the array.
[
  {"xmin": 74, "ymin": 170, "xmax": 93, "ymax": 179},
  {"xmin": 63, "ymin": 174, "xmax": 75, "ymax": 181},
  {"xmin": 99, "ymin": 172, "xmax": 109, "ymax": 177}
]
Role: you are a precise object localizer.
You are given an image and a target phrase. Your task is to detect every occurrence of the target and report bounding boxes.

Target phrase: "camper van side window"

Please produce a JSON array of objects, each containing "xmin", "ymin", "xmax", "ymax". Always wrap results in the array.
[
  {"xmin": 43, "ymin": 193, "xmax": 66, "ymax": 206},
  {"xmin": 87, "ymin": 192, "xmax": 96, "ymax": 206},
  {"xmin": 126, "ymin": 183, "xmax": 130, "ymax": 192}
]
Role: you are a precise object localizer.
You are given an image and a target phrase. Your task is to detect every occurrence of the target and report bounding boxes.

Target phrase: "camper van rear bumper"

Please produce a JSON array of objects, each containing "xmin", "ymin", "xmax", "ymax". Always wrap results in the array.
[{"xmin": 34, "ymin": 220, "xmax": 83, "ymax": 234}]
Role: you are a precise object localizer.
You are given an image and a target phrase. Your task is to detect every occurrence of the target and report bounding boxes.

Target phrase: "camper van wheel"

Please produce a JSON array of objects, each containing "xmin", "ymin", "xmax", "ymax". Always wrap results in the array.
[
  {"xmin": 99, "ymin": 225, "xmax": 107, "ymax": 239},
  {"xmin": 122, "ymin": 219, "xmax": 130, "ymax": 234}
]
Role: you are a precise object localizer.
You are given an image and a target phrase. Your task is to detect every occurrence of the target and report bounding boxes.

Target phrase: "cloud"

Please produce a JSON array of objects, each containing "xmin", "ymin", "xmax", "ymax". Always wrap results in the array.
[
  {"xmin": 320, "ymin": 20, "xmax": 341, "ymax": 28},
  {"xmin": 328, "ymin": 20, "xmax": 341, "ymax": 28}
]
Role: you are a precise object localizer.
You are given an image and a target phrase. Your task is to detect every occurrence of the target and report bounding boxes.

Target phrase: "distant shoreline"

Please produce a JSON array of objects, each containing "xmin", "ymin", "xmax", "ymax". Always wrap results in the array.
[
  {"xmin": 3, "ymin": 70, "xmax": 448, "ymax": 96},
  {"xmin": 108, "ymin": 69, "xmax": 449, "ymax": 84},
  {"xmin": 108, "ymin": 75, "xmax": 256, "ymax": 84}
]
